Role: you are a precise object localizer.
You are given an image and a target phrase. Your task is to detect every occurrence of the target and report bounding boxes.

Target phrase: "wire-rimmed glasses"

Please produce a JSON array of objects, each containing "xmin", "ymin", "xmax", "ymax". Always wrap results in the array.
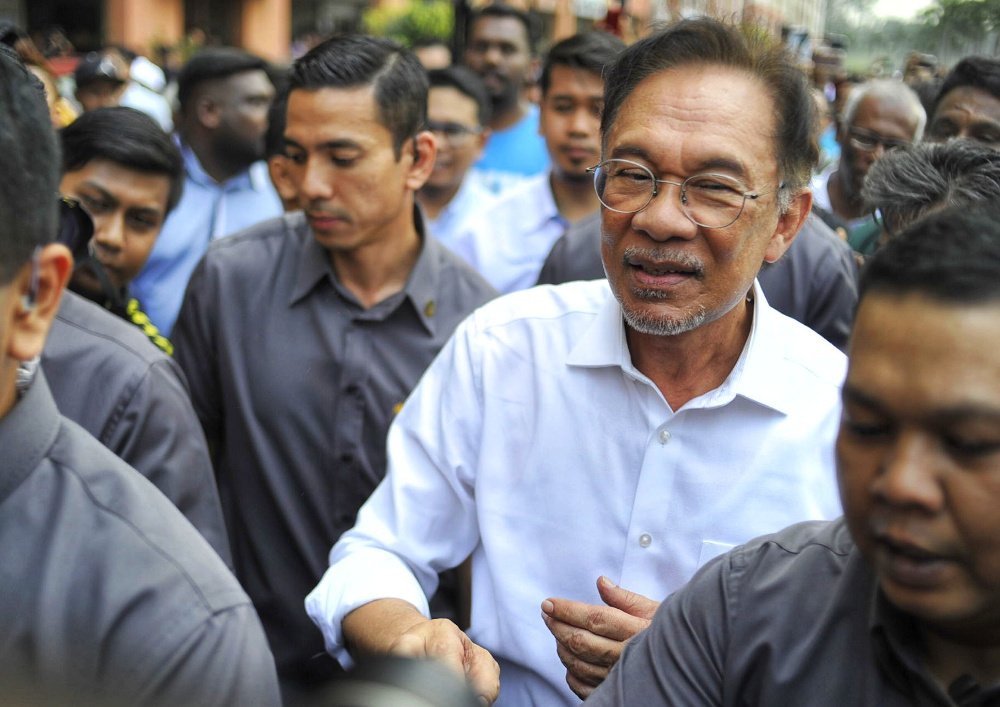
[{"xmin": 587, "ymin": 158, "xmax": 781, "ymax": 229}]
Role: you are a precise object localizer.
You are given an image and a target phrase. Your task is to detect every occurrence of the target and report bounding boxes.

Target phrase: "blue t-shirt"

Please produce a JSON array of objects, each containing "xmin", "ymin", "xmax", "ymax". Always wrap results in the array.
[{"xmin": 475, "ymin": 104, "xmax": 550, "ymax": 193}]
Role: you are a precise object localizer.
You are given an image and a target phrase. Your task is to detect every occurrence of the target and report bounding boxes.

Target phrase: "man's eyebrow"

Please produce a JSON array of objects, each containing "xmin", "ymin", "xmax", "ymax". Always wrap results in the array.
[
  {"xmin": 283, "ymin": 137, "xmax": 363, "ymax": 151},
  {"xmin": 79, "ymin": 181, "xmax": 118, "ymax": 206},
  {"xmin": 607, "ymin": 146, "xmax": 751, "ymax": 181},
  {"xmin": 843, "ymin": 382, "xmax": 1000, "ymax": 423}
]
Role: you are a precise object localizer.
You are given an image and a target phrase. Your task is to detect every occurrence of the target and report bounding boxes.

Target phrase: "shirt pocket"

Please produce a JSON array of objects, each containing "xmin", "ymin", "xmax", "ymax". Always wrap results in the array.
[{"xmin": 698, "ymin": 540, "xmax": 736, "ymax": 568}]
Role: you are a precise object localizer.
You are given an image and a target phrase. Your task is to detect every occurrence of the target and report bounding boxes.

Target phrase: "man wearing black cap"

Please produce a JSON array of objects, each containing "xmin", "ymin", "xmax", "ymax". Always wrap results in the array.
[{"xmin": 74, "ymin": 50, "xmax": 128, "ymax": 112}]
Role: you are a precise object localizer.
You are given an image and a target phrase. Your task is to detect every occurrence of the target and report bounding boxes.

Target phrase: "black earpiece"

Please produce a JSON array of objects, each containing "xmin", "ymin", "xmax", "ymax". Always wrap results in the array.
[{"xmin": 21, "ymin": 246, "xmax": 40, "ymax": 312}]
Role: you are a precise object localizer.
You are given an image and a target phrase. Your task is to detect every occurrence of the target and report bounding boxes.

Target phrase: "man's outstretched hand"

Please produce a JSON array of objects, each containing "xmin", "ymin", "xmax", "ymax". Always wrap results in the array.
[
  {"xmin": 541, "ymin": 576, "xmax": 659, "ymax": 699},
  {"xmin": 344, "ymin": 600, "xmax": 500, "ymax": 705}
]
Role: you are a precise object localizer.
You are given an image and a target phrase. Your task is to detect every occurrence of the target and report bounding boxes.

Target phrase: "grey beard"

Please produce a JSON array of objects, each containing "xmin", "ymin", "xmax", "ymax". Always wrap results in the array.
[{"xmin": 621, "ymin": 291, "xmax": 708, "ymax": 336}]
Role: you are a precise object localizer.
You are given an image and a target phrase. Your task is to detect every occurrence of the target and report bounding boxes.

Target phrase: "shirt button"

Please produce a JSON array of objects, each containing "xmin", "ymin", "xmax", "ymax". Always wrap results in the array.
[
  {"xmin": 658, "ymin": 429, "xmax": 671, "ymax": 444},
  {"xmin": 639, "ymin": 534, "xmax": 653, "ymax": 547},
  {"xmin": 345, "ymin": 384, "xmax": 359, "ymax": 396}
]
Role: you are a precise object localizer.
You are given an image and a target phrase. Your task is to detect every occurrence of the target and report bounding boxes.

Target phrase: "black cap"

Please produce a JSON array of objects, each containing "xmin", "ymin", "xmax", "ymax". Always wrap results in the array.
[{"xmin": 75, "ymin": 51, "xmax": 127, "ymax": 87}]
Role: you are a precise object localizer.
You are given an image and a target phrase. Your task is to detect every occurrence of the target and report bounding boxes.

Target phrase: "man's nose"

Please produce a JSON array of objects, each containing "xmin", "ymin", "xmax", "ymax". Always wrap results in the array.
[
  {"xmin": 873, "ymin": 430, "xmax": 945, "ymax": 514},
  {"xmin": 629, "ymin": 181, "xmax": 699, "ymax": 242},
  {"xmin": 92, "ymin": 215, "xmax": 124, "ymax": 254},
  {"xmin": 299, "ymin": 157, "xmax": 334, "ymax": 201}
]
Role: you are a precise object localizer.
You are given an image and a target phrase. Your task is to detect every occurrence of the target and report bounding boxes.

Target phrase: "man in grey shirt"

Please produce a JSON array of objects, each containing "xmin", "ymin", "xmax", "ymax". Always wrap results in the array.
[
  {"xmin": 172, "ymin": 35, "xmax": 496, "ymax": 697},
  {"xmin": 42, "ymin": 290, "xmax": 231, "ymax": 562},
  {"xmin": 0, "ymin": 44, "xmax": 278, "ymax": 707},
  {"xmin": 586, "ymin": 205, "xmax": 1000, "ymax": 706}
]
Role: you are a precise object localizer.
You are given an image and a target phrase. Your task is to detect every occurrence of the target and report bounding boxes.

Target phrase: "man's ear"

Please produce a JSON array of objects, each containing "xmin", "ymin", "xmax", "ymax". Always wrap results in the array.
[
  {"xmin": 404, "ymin": 131, "xmax": 438, "ymax": 191},
  {"xmin": 267, "ymin": 155, "xmax": 298, "ymax": 212},
  {"xmin": 9, "ymin": 243, "xmax": 72, "ymax": 362},
  {"xmin": 195, "ymin": 95, "xmax": 221, "ymax": 130},
  {"xmin": 763, "ymin": 189, "xmax": 812, "ymax": 264}
]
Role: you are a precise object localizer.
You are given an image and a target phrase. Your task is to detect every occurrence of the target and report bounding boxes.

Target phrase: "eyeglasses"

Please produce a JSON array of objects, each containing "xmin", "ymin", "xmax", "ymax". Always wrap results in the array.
[
  {"xmin": 587, "ymin": 159, "xmax": 782, "ymax": 229},
  {"xmin": 848, "ymin": 127, "xmax": 911, "ymax": 153},
  {"xmin": 425, "ymin": 120, "xmax": 483, "ymax": 146}
]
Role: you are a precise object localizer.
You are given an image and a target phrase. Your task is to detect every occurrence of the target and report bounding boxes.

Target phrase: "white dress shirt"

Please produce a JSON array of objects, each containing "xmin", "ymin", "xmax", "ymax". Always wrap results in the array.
[
  {"xmin": 306, "ymin": 279, "xmax": 847, "ymax": 707},
  {"xmin": 452, "ymin": 171, "xmax": 572, "ymax": 294}
]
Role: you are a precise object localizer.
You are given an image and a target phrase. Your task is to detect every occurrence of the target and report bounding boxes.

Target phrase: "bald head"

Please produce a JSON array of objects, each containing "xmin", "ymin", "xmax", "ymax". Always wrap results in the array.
[{"xmin": 836, "ymin": 80, "xmax": 926, "ymax": 202}]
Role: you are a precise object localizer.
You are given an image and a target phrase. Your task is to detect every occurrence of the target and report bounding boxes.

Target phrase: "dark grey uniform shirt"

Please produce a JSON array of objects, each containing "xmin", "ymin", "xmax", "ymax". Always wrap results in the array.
[
  {"xmin": 172, "ymin": 210, "xmax": 497, "ymax": 685},
  {"xmin": 587, "ymin": 518, "xmax": 999, "ymax": 707},
  {"xmin": 537, "ymin": 211, "xmax": 859, "ymax": 350},
  {"xmin": 0, "ymin": 370, "xmax": 279, "ymax": 706},
  {"xmin": 41, "ymin": 291, "xmax": 231, "ymax": 563}
]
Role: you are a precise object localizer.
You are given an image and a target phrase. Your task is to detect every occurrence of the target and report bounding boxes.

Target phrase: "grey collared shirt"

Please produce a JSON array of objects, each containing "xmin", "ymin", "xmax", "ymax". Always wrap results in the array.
[
  {"xmin": 41, "ymin": 291, "xmax": 230, "ymax": 563},
  {"xmin": 0, "ymin": 370, "xmax": 279, "ymax": 706},
  {"xmin": 587, "ymin": 518, "xmax": 998, "ymax": 707},
  {"xmin": 172, "ymin": 210, "xmax": 497, "ymax": 684},
  {"xmin": 537, "ymin": 211, "xmax": 859, "ymax": 350}
]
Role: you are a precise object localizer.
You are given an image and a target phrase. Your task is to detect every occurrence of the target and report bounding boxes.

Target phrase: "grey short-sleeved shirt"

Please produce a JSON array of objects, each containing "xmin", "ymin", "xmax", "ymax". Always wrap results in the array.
[
  {"xmin": 40, "ymin": 291, "xmax": 231, "ymax": 564},
  {"xmin": 537, "ymin": 211, "xmax": 859, "ymax": 350},
  {"xmin": 587, "ymin": 518, "xmax": 995, "ymax": 706},
  {"xmin": 0, "ymin": 371, "xmax": 279, "ymax": 706},
  {"xmin": 172, "ymin": 210, "xmax": 497, "ymax": 684}
]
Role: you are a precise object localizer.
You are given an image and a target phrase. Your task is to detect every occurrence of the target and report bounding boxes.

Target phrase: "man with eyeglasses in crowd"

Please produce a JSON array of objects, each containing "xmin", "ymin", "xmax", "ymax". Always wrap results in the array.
[
  {"xmin": 306, "ymin": 19, "xmax": 846, "ymax": 707},
  {"xmin": 810, "ymin": 79, "xmax": 925, "ymax": 256},
  {"xmin": 416, "ymin": 66, "xmax": 497, "ymax": 252}
]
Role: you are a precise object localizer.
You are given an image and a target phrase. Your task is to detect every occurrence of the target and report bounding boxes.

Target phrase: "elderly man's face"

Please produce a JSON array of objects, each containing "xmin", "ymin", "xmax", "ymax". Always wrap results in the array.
[
  {"xmin": 838, "ymin": 93, "xmax": 922, "ymax": 200},
  {"xmin": 927, "ymin": 86, "xmax": 1000, "ymax": 149},
  {"xmin": 599, "ymin": 64, "xmax": 801, "ymax": 337},
  {"xmin": 839, "ymin": 291, "xmax": 1000, "ymax": 635}
]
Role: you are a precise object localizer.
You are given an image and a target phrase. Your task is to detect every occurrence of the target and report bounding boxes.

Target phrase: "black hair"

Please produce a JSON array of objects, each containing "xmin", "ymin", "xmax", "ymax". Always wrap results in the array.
[
  {"xmin": 288, "ymin": 34, "xmax": 428, "ymax": 157},
  {"xmin": 859, "ymin": 203, "xmax": 1000, "ymax": 305},
  {"xmin": 265, "ymin": 87, "xmax": 288, "ymax": 158},
  {"xmin": 468, "ymin": 4, "xmax": 540, "ymax": 55},
  {"xmin": 177, "ymin": 47, "xmax": 270, "ymax": 113},
  {"xmin": 0, "ymin": 44, "xmax": 60, "ymax": 284},
  {"xmin": 428, "ymin": 65, "xmax": 490, "ymax": 126},
  {"xmin": 60, "ymin": 107, "xmax": 184, "ymax": 214},
  {"xmin": 933, "ymin": 56, "xmax": 1000, "ymax": 117},
  {"xmin": 601, "ymin": 18, "xmax": 818, "ymax": 199},
  {"xmin": 539, "ymin": 31, "xmax": 625, "ymax": 97}
]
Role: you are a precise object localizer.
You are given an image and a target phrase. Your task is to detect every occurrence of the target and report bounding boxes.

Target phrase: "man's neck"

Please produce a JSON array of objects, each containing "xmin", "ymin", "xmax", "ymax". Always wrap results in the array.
[
  {"xmin": 827, "ymin": 168, "xmax": 866, "ymax": 221},
  {"xmin": 550, "ymin": 171, "xmax": 600, "ymax": 223},
  {"xmin": 626, "ymin": 295, "xmax": 754, "ymax": 411},
  {"xmin": 329, "ymin": 209, "xmax": 423, "ymax": 310},
  {"xmin": 490, "ymin": 95, "xmax": 528, "ymax": 132},
  {"xmin": 418, "ymin": 181, "xmax": 463, "ymax": 221}
]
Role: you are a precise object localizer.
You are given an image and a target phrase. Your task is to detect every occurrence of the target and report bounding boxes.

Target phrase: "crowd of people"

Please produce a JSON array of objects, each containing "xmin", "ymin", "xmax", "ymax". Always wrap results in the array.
[{"xmin": 4, "ymin": 5, "xmax": 1000, "ymax": 707}]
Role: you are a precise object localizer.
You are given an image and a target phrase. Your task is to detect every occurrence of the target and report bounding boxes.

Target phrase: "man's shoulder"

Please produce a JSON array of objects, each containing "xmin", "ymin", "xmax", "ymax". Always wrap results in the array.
[
  {"xmin": 760, "ymin": 299, "xmax": 848, "ymax": 386},
  {"xmin": 469, "ymin": 280, "xmax": 612, "ymax": 334},
  {"xmin": 196, "ymin": 212, "xmax": 305, "ymax": 283},
  {"xmin": 48, "ymin": 292, "xmax": 172, "ymax": 369},
  {"xmin": 729, "ymin": 519, "xmax": 854, "ymax": 571},
  {"xmin": 424, "ymin": 236, "xmax": 497, "ymax": 304}
]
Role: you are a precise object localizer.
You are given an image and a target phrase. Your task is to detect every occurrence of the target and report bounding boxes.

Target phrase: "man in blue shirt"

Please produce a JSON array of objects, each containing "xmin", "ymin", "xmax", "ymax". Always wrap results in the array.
[
  {"xmin": 464, "ymin": 4, "xmax": 550, "ymax": 192},
  {"xmin": 131, "ymin": 47, "xmax": 282, "ymax": 336}
]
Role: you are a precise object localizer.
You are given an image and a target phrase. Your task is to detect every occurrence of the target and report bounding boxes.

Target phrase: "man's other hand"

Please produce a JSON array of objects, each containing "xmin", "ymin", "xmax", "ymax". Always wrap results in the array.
[{"xmin": 541, "ymin": 576, "xmax": 659, "ymax": 699}]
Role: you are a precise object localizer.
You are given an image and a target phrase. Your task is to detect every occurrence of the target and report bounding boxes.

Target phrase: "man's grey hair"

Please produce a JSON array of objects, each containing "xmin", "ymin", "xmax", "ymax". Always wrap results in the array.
[
  {"xmin": 841, "ymin": 79, "xmax": 927, "ymax": 141},
  {"xmin": 861, "ymin": 139, "xmax": 1000, "ymax": 233}
]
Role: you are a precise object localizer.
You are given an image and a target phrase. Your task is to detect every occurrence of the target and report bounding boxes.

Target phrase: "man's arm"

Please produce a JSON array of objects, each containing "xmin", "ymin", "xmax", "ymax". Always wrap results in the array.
[
  {"xmin": 306, "ymin": 310, "xmax": 493, "ymax": 695},
  {"xmin": 105, "ymin": 357, "xmax": 231, "ymax": 564}
]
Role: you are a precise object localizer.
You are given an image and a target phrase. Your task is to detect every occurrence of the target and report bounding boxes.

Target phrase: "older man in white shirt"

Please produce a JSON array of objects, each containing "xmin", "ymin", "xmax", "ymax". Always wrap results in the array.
[{"xmin": 307, "ymin": 18, "xmax": 846, "ymax": 707}]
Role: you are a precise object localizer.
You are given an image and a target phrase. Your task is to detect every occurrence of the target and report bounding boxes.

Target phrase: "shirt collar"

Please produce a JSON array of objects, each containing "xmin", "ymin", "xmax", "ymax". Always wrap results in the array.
[
  {"xmin": 520, "ymin": 171, "xmax": 567, "ymax": 234},
  {"xmin": 0, "ymin": 369, "xmax": 60, "ymax": 505},
  {"xmin": 290, "ymin": 206, "xmax": 441, "ymax": 336},
  {"xmin": 566, "ymin": 280, "xmax": 796, "ymax": 415}
]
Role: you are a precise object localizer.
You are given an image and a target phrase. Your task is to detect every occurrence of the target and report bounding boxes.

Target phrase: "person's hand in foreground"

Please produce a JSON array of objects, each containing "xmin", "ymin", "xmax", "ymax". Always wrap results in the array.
[
  {"xmin": 542, "ymin": 576, "xmax": 659, "ymax": 699},
  {"xmin": 344, "ymin": 598, "xmax": 500, "ymax": 705}
]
